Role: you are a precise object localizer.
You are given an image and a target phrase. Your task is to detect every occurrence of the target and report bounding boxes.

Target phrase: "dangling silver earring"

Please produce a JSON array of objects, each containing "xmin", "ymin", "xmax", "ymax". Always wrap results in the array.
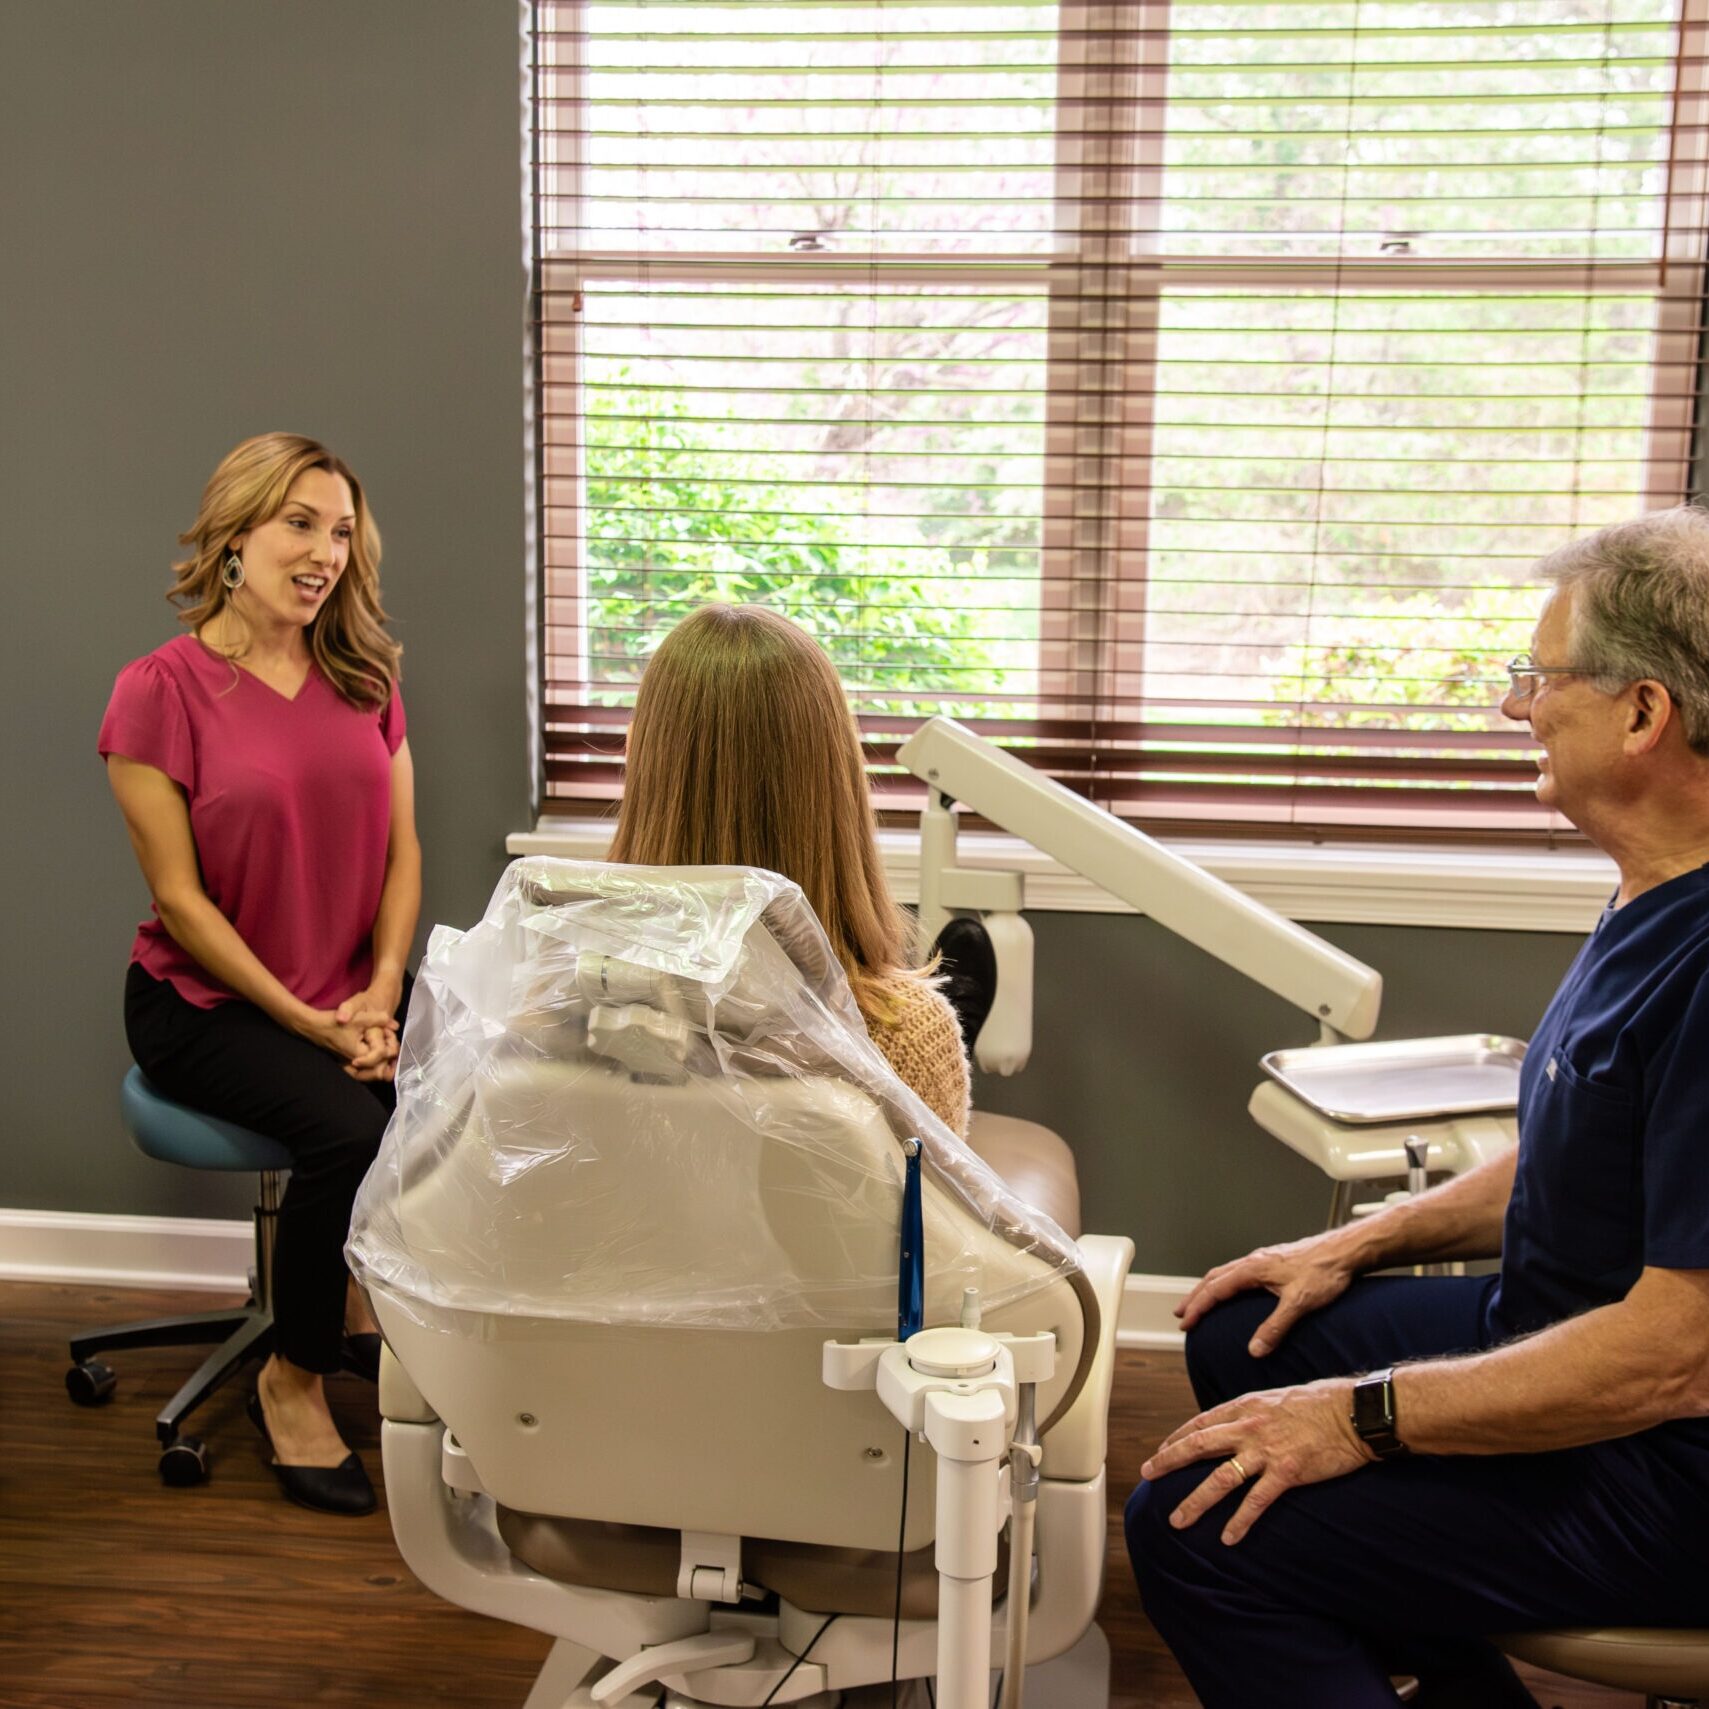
[{"xmin": 222, "ymin": 552, "xmax": 245, "ymax": 590}]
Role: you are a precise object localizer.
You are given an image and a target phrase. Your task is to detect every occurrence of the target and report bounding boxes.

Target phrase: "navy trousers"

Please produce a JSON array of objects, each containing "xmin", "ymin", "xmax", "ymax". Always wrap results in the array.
[{"xmin": 1124, "ymin": 1275, "xmax": 1709, "ymax": 1708}]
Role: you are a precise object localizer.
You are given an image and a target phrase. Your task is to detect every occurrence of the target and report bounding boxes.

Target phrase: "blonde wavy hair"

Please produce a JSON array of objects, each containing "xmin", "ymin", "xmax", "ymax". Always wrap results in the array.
[
  {"xmin": 609, "ymin": 604, "xmax": 921, "ymax": 1019},
  {"xmin": 170, "ymin": 433, "xmax": 399, "ymax": 709}
]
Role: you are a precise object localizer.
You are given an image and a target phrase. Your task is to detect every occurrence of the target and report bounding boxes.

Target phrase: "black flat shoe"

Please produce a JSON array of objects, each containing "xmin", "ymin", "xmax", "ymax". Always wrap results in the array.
[
  {"xmin": 342, "ymin": 1332, "xmax": 384, "ymax": 1383},
  {"xmin": 246, "ymin": 1391, "xmax": 376, "ymax": 1516}
]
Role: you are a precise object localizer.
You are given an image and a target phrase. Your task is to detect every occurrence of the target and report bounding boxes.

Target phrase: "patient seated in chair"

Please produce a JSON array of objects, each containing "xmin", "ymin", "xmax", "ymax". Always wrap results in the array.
[
  {"xmin": 341, "ymin": 651, "xmax": 1129, "ymax": 1698},
  {"xmin": 607, "ymin": 602, "xmax": 970, "ymax": 1135}
]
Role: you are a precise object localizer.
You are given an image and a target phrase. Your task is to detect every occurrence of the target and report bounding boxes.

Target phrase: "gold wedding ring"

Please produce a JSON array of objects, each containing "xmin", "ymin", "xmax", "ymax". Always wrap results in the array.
[{"xmin": 1228, "ymin": 1455, "xmax": 1249, "ymax": 1482}]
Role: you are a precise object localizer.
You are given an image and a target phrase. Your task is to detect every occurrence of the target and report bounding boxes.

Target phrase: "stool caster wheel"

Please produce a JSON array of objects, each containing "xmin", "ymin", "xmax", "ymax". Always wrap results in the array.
[
  {"xmin": 65, "ymin": 1358, "xmax": 117, "ymax": 1406},
  {"xmin": 159, "ymin": 1435, "xmax": 209, "ymax": 1486}
]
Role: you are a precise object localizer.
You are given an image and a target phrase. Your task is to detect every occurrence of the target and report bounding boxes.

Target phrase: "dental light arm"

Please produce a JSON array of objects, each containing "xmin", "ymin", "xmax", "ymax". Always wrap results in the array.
[{"xmin": 898, "ymin": 718, "xmax": 1383, "ymax": 1065}]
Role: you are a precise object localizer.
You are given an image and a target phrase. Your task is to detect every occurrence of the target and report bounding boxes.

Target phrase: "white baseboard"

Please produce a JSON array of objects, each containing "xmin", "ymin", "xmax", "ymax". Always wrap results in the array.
[
  {"xmin": 0, "ymin": 1208, "xmax": 252, "ymax": 1292},
  {"xmin": 1115, "ymin": 1272, "xmax": 1191, "ymax": 1352},
  {"xmin": 0, "ymin": 1208, "xmax": 1192, "ymax": 1350}
]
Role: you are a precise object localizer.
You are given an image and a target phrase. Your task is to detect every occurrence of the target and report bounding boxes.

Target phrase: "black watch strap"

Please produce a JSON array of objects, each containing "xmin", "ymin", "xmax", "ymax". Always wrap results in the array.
[{"xmin": 1351, "ymin": 1366, "xmax": 1408, "ymax": 1459}]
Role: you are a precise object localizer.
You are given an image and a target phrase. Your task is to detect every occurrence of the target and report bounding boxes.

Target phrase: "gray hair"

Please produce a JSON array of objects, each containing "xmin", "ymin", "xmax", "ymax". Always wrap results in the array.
[{"xmin": 1536, "ymin": 507, "xmax": 1709, "ymax": 755}]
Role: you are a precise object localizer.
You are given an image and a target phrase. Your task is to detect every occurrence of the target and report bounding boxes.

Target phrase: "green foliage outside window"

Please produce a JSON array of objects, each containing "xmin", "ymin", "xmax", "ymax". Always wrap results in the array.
[
  {"xmin": 583, "ymin": 378, "xmax": 1025, "ymax": 714},
  {"xmin": 567, "ymin": 2, "xmax": 1671, "ymax": 752},
  {"xmin": 1263, "ymin": 587, "xmax": 1531, "ymax": 732}
]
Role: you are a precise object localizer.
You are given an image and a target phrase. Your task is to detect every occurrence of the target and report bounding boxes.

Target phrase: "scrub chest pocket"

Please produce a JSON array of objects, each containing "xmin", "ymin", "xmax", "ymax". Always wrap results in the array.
[{"xmin": 1522, "ymin": 1053, "xmax": 1643, "ymax": 1287}]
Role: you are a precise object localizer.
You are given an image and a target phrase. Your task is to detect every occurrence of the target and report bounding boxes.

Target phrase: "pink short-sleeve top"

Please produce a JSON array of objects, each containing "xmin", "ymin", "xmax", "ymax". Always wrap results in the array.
[{"xmin": 99, "ymin": 633, "xmax": 406, "ymax": 1010}]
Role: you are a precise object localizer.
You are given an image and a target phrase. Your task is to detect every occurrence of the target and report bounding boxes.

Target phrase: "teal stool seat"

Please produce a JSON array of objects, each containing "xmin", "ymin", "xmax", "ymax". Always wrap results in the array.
[
  {"xmin": 67, "ymin": 1068, "xmax": 292, "ymax": 1485},
  {"xmin": 121, "ymin": 1067, "xmax": 291, "ymax": 1172}
]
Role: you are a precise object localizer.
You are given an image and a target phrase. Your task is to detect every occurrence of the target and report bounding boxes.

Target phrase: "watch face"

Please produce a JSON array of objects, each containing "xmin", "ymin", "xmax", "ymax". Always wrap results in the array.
[
  {"xmin": 1358, "ymin": 1381, "xmax": 1390, "ymax": 1426},
  {"xmin": 1352, "ymin": 1370, "xmax": 1405, "ymax": 1456}
]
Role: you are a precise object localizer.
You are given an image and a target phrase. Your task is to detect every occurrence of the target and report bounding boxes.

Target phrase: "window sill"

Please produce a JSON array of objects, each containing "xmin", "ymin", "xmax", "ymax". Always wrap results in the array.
[{"xmin": 507, "ymin": 821, "xmax": 1614, "ymax": 934}]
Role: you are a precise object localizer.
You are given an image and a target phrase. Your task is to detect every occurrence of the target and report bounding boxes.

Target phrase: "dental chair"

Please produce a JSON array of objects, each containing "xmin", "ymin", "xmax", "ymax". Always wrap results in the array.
[{"xmin": 349, "ymin": 860, "xmax": 1132, "ymax": 1708}]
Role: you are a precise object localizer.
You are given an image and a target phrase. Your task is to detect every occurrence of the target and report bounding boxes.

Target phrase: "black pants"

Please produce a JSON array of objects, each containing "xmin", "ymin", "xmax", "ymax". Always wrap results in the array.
[
  {"xmin": 1126, "ymin": 1276, "xmax": 1709, "ymax": 1708},
  {"xmin": 124, "ymin": 963, "xmax": 410, "ymax": 1374}
]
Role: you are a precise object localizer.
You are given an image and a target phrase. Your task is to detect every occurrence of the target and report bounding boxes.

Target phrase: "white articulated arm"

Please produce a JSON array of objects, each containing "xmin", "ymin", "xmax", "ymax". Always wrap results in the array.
[{"xmin": 900, "ymin": 718, "xmax": 1383, "ymax": 1043}]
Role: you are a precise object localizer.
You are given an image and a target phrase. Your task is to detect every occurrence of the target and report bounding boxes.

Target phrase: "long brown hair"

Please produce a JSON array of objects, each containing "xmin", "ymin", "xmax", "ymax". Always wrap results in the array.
[
  {"xmin": 170, "ymin": 433, "xmax": 399, "ymax": 709},
  {"xmin": 609, "ymin": 604, "xmax": 918, "ymax": 1016}
]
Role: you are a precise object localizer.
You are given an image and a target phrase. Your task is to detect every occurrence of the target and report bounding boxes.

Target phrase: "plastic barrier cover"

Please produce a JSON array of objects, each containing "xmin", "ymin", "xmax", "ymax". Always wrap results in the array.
[{"xmin": 347, "ymin": 858, "xmax": 1079, "ymax": 1332}]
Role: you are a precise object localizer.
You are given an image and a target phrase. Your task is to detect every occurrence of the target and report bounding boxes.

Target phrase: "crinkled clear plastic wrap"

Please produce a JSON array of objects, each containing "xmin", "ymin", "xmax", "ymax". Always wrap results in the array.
[{"xmin": 347, "ymin": 858, "xmax": 1080, "ymax": 1334}]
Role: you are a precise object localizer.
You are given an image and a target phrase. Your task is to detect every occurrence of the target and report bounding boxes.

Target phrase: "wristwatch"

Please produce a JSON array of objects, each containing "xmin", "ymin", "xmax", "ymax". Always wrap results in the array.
[{"xmin": 1350, "ymin": 1366, "xmax": 1409, "ymax": 1460}]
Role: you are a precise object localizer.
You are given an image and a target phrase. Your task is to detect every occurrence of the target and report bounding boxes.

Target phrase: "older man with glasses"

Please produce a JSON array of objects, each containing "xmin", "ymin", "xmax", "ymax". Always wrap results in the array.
[{"xmin": 1126, "ymin": 508, "xmax": 1709, "ymax": 1708}]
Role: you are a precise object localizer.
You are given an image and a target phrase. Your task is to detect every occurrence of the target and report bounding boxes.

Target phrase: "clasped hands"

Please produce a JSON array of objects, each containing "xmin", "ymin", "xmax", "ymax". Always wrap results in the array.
[
  {"xmin": 1141, "ymin": 1230, "xmax": 1376, "ymax": 1546},
  {"xmin": 296, "ymin": 976, "xmax": 403, "ymax": 1081}
]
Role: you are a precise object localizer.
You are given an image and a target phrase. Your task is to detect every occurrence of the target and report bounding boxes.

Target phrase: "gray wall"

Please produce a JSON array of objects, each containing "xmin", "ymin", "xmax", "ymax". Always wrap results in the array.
[
  {"xmin": 1, "ymin": 1, "xmax": 530, "ymax": 1222},
  {"xmin": 0, "ymin": 2, "xmax": 1584, "ymax": 1275}
]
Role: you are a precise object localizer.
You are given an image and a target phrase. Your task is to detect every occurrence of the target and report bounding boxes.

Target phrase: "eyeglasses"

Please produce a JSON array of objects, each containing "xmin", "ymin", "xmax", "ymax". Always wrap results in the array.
[{"xmin": 1504, "ymin": 655, "xmax": 1603, "ymax": 702}]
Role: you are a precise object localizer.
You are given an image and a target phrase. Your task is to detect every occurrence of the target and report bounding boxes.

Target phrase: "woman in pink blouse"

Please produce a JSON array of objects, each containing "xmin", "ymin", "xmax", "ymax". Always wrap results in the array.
[{"xmin": 100, "ymin": 433, "xmax": 421, "ymax": 1515}]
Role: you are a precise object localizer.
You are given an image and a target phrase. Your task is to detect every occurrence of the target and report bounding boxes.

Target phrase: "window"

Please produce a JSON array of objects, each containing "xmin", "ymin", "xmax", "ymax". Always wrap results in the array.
[{"xmin": 531, "ymin": 0, "xmax": 1708, "ymax": 837}]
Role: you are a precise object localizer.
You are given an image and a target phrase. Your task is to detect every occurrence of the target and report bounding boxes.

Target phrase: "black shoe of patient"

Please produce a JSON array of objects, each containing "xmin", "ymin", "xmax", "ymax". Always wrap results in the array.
[
  {"xmin": 245, "ymin": 1391, "xmax": 377, "ymax": 1516},
  {"xmin": 342, "ymin": 1331, "xmax": 384, "ymax": 1383}
]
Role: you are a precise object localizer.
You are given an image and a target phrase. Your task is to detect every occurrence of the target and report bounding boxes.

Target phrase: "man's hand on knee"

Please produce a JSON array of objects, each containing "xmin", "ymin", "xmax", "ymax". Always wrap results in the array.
[
  {"xmin": 1176, "ymin": 1233, "xmax": 1361, "ymax": 1356},
  {"xmin": 1139, "ymin": 1377, "xmax": 1376, "ymax": 1546}
]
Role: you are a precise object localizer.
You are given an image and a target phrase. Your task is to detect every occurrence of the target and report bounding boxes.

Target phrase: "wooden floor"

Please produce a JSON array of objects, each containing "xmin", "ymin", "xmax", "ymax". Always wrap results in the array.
[{"xmin": 0, "ymin": 1281, "xmax": 1634, "ymax": 1708}]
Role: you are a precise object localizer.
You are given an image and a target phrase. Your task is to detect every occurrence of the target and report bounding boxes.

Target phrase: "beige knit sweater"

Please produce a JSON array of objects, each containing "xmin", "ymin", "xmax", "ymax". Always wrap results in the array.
[{"xmin": 861, "ymin": 975, "xmax": 971, "ymax": 1139}]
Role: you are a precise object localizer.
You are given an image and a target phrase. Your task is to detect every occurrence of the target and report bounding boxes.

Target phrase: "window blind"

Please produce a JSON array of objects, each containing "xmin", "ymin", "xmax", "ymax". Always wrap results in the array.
[{"xmin": 533, "ymin": 0, "xmax": 1708, "ymax": 837}]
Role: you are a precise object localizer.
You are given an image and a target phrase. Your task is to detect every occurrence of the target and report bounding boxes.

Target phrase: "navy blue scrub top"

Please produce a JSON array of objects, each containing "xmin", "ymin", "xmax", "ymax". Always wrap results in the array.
[{"xmin": 1489, "ymin": 864, "xmax": 1709, "ymax": 1448}]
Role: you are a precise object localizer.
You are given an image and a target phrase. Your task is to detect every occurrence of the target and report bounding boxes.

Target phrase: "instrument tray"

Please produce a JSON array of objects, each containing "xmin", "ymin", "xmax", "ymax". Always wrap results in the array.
[{"xmin": 1260, "ymin": 1034, "xmax": 1526, "ymax": 1125}]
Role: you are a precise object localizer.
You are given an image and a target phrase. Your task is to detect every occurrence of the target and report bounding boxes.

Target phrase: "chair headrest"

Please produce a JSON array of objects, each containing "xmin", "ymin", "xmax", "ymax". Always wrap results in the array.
[{"xmin": 519, "ymin": 865, "xmax": 844, "ymax": 999}]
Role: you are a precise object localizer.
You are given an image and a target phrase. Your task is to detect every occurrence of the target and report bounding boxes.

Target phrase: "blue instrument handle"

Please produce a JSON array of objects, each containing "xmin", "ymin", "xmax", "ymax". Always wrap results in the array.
[{"xmin": 898, "ymin": 1137, "xmax": 924, "ymax": 1340}]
